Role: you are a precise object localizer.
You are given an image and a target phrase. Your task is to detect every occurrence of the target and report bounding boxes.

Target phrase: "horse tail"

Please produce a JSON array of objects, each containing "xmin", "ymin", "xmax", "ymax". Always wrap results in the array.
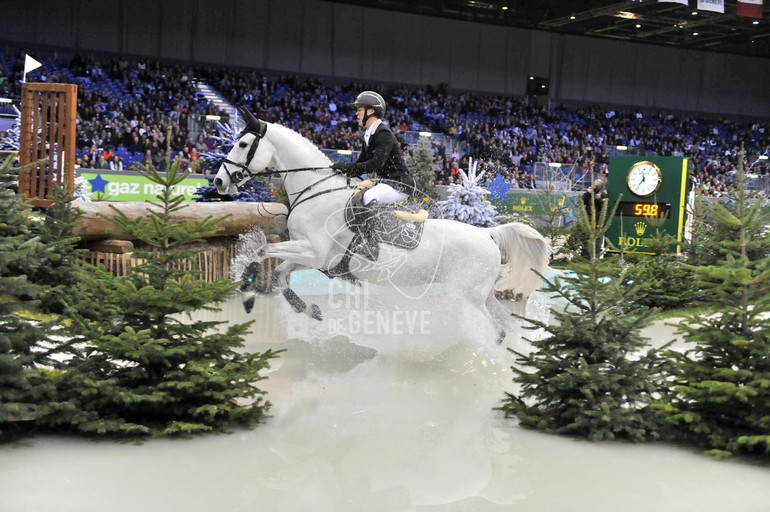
[{"xmin": 486, "ymin": 222, "xmax": 551, "ymax": 301}]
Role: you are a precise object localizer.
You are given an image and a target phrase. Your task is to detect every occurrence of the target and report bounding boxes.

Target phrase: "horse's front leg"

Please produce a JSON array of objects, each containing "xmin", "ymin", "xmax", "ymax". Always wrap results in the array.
[
  {"xmin": 240, "ymin": 239, "xmax": 324, "ymax": 321},
  {"xmin": 274, "ymin": 261, "xmax": 323, "ymax": 321}
]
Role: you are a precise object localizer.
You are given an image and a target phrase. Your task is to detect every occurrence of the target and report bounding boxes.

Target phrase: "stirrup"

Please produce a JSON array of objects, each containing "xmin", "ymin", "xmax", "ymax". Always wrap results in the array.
[
  {"xmin": 393, "ymin": 209, "xmax": 428, "ymax": 223},
  {"xmin": 349, "ymin": 232, "xmax": 379, "ymax": 261}
]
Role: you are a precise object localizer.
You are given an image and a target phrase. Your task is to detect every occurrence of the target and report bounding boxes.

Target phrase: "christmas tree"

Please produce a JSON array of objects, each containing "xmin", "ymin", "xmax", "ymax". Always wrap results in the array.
[
  {"xmin": 195, "ymin": 119, "xmax": 273, "ymax": 203},
  {"xmin": 407, "ymin": 134, "xmax": 440, "ymax": 202},
  {"xmin": 25, "ymin": 185, "xmax": 87, "ymax": 315},
  {"xmin": 620, "ymin": 213, "xmax": 698, "ymax": 311},
  {"xmin": 653, "ymin": 169, "xmax": 770, "ymax": 459},
  {"xmin": 43, "ymin": 158, "xmax": 281, "ymax": 437},
  {"xmin": 0, "ymin": 155, "xmax": 58, "ymax": 441},
  {"xmin": 500, "ymin": 191, "xmax": 668, "ymax": 441},
  {"xmin": 438, "ymin": 158, "xmax": 498, "ymax": 227}
]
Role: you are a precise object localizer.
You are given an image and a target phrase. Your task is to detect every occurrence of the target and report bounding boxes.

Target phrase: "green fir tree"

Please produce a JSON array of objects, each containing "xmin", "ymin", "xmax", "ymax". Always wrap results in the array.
[
  {"xmin": 653, "ymin": 169, "xmax": 770, "ymax": 459},
  {"xmin": 500, "ymin": 191, "xmax": 669, "ymax": 441},
  {"xmin": 407, "ymin": 135, "xmax": 440, "ymax": 202},
  {"xmin": 621, "ymin": 213, "xmax": 698, "ymax": 310},
  {"xmin": 0, "ymin": 156, "xmax": 58, "ymax": 441},
  {"xmin": 25, "ymin": 185, "xmax": 87, "ymax": 315},
  {"xmin": 44, "ymin": 159, "xmax": 280, "ymax": 437}
]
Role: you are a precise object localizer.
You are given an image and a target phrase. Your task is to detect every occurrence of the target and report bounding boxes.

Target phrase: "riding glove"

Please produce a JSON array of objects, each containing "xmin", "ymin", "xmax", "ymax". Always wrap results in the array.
[{"xmin": 331, "ymin": 162, "xmax": 353, "ymax": 172}]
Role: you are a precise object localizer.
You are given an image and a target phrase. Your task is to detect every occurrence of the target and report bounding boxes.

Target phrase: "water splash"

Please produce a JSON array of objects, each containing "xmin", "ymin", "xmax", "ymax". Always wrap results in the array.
[{"xmin": 230, "ymin": 227, "xmax": 267, "ymax": 283}]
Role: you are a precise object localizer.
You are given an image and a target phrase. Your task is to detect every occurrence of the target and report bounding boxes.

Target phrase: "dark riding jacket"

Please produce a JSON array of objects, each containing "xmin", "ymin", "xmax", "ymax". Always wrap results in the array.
[{"xmin": 336, "ymin": 123, "xmax": 416, "ymax": 194}]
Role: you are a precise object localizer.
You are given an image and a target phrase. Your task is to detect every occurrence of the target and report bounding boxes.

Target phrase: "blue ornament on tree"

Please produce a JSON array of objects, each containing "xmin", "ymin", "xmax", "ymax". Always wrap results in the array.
[{"xmin": 488, "ymin": 173, "xmax": 512, "ymax": 201}]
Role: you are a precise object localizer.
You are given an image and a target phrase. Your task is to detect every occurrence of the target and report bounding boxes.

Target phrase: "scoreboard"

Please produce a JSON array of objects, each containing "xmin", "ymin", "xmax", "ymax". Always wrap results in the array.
[{"xmin": 605, "ymin": 156, "xmax": 689, "ymax": 254}]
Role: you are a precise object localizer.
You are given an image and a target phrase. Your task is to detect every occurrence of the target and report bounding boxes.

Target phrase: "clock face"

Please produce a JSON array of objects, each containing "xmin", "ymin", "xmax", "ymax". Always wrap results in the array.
[{"xmin": 627, "ymin": 161, "xmax": 662, "ymax": 197}]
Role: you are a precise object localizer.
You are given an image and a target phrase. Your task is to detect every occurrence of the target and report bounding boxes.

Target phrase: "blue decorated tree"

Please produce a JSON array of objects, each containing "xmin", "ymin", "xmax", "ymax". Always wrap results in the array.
[
  {"xmin": 438, "ymin": 158, "xmax": 498, "ymax": 227},
  {"xmin": 195, "ymin": 119, "xmax": 273, "ymax": 203}
]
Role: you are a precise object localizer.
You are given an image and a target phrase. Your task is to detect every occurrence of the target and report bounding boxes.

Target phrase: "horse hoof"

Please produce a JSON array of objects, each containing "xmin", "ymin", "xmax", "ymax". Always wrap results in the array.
[
  {"xmin": 243, "ymin": 294, "xmax": 256, "ymax": 313},
  {"xmin": 239, "ymin": 261, "xmax": 262, "ymax": 292},
  {"xmin": 308, "ymin": 304, "xmax": 323, "ymax": 321}
]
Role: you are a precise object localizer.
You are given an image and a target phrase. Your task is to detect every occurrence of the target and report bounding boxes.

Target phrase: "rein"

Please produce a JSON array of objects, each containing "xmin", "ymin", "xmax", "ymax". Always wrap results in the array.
[{"xmin": 257, "ymin": 167, "xmax": 354, "ymax": 215}]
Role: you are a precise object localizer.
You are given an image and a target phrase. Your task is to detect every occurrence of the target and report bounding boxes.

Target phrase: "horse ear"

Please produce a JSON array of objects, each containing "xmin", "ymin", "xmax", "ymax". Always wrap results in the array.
[{"xmin": 238, "ymin": 107, "xmax": 261, "ymax": 132}]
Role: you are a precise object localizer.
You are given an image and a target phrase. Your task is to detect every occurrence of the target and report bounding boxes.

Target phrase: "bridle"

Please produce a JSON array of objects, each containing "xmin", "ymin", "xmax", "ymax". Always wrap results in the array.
[
  {"xmin": 219, "ymin": 122, "xmax": 268, "ymax": 186},
  {"xmin": 217, "ymin": 119, "xmax": 356, "ymax": 215}
]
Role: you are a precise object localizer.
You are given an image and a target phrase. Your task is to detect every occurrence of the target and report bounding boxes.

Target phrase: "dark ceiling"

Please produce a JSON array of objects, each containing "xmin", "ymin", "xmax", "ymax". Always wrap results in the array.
[{"xmin": 327, "ymin": 0, "xmax": 770, "ymax": 58}]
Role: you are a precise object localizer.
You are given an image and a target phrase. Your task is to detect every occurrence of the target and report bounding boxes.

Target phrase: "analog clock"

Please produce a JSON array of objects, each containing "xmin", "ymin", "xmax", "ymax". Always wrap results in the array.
[{"xmin": 626, "ymin": 161, "xmax": 662, "ymax": 197}]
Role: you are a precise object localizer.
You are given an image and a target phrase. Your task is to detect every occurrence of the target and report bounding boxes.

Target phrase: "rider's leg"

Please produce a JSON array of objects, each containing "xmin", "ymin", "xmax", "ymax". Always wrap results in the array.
[
  {"xmin": 363, "ymin": 183, "xmax": 407, "ymax": 205},
  {"xmin": 347, "ymin": 185, "xmax": 382, "ymax": 261}
]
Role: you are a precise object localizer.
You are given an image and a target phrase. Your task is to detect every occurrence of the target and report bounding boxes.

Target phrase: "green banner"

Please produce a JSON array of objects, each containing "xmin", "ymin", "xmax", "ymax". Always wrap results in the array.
[
  {"xmin": 492, "ymin": 192, "xmax": 579, "ymax": 224},
  {"xmin": 78, "ymin": 170, "xmax": 209, "ymax": 202}
]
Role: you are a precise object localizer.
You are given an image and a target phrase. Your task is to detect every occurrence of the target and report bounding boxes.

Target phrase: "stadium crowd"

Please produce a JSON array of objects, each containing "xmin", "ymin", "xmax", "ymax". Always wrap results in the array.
[{"xmin": 1, "ymin": 49, "xmax": 769, "ymax": 196}]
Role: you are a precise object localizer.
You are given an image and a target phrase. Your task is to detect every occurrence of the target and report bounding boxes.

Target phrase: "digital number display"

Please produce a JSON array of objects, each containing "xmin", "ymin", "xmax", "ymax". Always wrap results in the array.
[{"xmin": 615, "ymin": 201, "xmax": 671, "ymax": 218}]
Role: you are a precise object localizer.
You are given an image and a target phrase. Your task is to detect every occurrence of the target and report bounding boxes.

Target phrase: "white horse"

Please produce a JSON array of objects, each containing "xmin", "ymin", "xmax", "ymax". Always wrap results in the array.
[{"xmin": 214, "ymin": 108, "xmax": 550, "ymax": 345}]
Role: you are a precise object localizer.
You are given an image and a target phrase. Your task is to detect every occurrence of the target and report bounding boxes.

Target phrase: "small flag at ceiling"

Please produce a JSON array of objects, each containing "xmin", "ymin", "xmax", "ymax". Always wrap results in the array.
[
  {"xmin": 736, "ymin": 0, "xmax": 763, "ymax": 18},
  {"xmin": 23, "ymin": 54, "xmax": 42, "ymax": 83},
  {"xmin": 659, "ymin": 0, "xmax": 688, "ymax": 5},
  {"xmin": 697, "ymin": 0, "xmax": 725, "ymax": 13}
]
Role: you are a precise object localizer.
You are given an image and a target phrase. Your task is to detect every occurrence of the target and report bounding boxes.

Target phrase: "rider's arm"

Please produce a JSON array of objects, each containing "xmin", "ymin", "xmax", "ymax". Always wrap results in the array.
[{"xmin": 331, "ymin": 129, "xmax": 396, "ymax": 176}]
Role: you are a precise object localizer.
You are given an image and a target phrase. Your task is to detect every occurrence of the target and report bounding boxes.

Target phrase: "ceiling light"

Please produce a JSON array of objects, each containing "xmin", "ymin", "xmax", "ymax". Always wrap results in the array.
[
  {"xmin": 693, "ymin": 32, "xmax": 699, "ymax": 36},
  {"xmin": 570, "ymin": 15, "xmax": 576, "ymax": 20},
  {"xmin": 616, "ymin": 11, "xmax": 638, "ymax": 20},
  {"xmin": 692, "ymin": 11, "xmax": 698, "ymax": 15},
  {"xmin": 635, "ymin": 23, "xmax": 641, "ymax": 28},
  {"xmin": 753, "ymin": 20, "xmax": 760, "ymax": 25},
  {"xmin": 502, "ymin": 6, "xmax": 508, "ymax": 10}
]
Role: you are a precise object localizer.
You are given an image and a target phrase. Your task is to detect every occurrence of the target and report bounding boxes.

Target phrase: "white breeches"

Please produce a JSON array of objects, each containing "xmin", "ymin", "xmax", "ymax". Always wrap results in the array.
[{"xmin": 363, "ymin": 183, "xmax": 407, "ymax": 205}]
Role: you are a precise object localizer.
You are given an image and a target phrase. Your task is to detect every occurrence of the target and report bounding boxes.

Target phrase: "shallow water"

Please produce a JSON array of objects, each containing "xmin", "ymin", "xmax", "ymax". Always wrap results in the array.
[{"xmin": 2, "ymin": 276, "xmax": 768, "ymax": 512}]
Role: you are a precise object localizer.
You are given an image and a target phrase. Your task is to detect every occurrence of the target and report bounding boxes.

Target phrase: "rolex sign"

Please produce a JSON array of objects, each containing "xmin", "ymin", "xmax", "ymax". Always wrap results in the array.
[{"xmin": 606, "ymin": 156, "xmax": 689, "ymax": 255}]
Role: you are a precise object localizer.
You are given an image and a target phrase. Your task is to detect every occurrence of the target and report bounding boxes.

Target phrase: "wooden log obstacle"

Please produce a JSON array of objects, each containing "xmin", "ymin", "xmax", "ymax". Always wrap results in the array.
[
  {"xmin": 76, "ymin": 201, "xmax": 288, "ymax": 286},
  {"xmin": 74, "ymin": 201, "xmax": 288, "ymax": 240},
  {"xmin": 17, "ymin": 82, "xmax": 287, "ymax": 285}
]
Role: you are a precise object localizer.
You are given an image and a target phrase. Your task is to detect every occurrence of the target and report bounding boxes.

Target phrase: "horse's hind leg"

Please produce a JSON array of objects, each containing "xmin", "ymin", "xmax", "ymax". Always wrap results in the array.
[{"xmin": 486, "ymin": 291, "xmax": 520, "ymax": 344}]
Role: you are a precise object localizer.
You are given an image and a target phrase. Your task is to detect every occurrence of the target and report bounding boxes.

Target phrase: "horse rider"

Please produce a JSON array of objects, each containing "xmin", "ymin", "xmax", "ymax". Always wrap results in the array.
[
  {"xmin": 330, "ymin": 90, "xmax": 417, "ymax": 204},
  {"xmin": 330, "ymin": 90, "xmax": 420, "ymax": 260}
]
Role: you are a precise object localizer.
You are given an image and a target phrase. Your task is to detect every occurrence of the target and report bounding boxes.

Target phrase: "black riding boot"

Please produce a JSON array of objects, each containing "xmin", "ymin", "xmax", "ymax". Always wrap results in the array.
[{"xmin": 349, "ymin": 193, "xmax": 379, "ymax": 261}]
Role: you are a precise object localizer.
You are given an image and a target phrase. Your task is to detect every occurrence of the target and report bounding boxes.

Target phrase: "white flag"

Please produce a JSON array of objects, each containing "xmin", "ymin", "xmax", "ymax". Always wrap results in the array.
[
  {"xmin": 697, "ymin": 0, "xmax": 725, "ymax": 12},
  {"xmin": 659, "ymin": 0, "xmax": 688, "ymax": 4},
  {"xmin": 23, "ymin": 54, "xmax": 42, "ymax": 82}
]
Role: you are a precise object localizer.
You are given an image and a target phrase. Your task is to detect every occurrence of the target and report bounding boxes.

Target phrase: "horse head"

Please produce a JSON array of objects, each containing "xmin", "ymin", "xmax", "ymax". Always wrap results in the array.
[{"xmin": 214, "ymin": 107, "xmax": 273, "ymax": 195}]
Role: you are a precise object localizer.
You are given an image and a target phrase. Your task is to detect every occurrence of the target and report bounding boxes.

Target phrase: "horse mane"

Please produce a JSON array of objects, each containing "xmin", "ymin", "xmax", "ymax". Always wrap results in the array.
[{"xmin": 266, "ymin": 122, "xmax": 333, "ymax": 166}]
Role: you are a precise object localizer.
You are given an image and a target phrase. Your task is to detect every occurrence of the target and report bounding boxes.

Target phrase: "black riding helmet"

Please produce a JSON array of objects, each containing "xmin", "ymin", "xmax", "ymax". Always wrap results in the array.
[{"xmin": 350, "ymin": 91, "xmax": 386, "ymax": 125}]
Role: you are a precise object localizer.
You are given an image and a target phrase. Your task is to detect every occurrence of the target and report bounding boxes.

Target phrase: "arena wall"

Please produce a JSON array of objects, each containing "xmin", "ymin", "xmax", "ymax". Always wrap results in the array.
[{"xmin": 2, "ymin": 0, "xmax": 769, "ymax": 117}]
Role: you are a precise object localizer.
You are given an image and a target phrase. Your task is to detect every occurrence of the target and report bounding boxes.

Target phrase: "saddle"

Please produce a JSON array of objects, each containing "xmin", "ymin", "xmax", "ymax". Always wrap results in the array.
[
  {"xmin": 323, "ymin": 188, "xmax": 427, "ymax": 281},
  {"xmin": 344, "ymin": 189, "xmax": 426, "ymax": 256}
]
